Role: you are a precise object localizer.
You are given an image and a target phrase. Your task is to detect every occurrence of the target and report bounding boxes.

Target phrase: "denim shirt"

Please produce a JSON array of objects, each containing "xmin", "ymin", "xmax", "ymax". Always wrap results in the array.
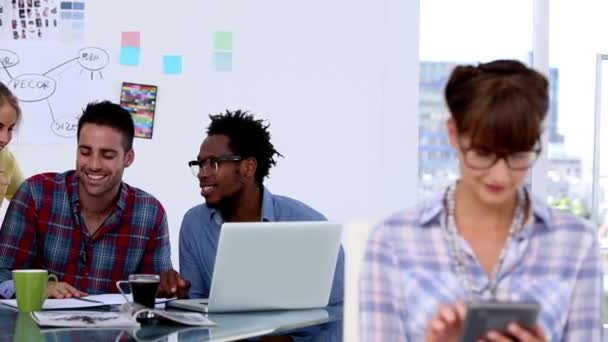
[{"xmin": 179, "ymin": 187, "xmax": 344, "ymax": 341}]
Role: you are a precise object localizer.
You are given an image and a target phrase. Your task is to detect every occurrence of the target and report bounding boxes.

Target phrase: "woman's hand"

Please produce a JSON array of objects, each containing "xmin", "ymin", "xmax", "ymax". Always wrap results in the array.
[
  {"xmin": 480, "ymin": 323, "xmax": 547, "ymax": 342},
  {"xmin": 46, "ymin": 282, "xmax": 87, "ymax": 298},
  {"xmin": 425, "ymin": 302, "xmax": 467, "ymax": 342},
  {"xmin": 0, "ymin": 169, "xmax": 9, "ymax": 186}
]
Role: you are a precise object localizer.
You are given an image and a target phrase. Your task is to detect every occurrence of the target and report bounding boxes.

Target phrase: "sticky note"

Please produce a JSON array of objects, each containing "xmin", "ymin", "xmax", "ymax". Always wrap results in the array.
[
  {"xmin": 71, "ymin": 31, "xmax": 84, "ymax": 42},
  {"xmin": 72, "ymin": 2, "xmax": 85, "ymax": 10},
  {"xmin": 213, "ymin": 52, "xmax": 232, "ymax": 71},
  {"xmin": 214, "ymin": 31, "xmax": 233, "ymax": 51},
  {"xmin": 71, "ymin": 21, "xmax": 84, "ymax": 30},
  {"xmin": 72, "ymin": 11, "xmax": 84, "ymax": 20},
  {"xmin": 121, "ymin": 31, "xmax": 140, "ymax": 48},
  {"xmin": 60, "ymin": 2, "xmax": 72, "ymax": 9},
  {"xmin": 60, "ymin": 11, "xmax": 72, "ymax": 19},
  {"xmin": 120, "ymin": 47, "xmax": 140, "ymax": 66},
  {"xmin": 163, "ymin": 55, "xmax": 182, "ymax": 75}
]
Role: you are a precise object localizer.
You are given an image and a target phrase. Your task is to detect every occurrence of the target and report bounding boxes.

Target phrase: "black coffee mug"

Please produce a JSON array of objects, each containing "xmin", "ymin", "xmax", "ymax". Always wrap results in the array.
[{"xmin": 116, "ymin": 274, "xmax": 160, "ymax": 308}]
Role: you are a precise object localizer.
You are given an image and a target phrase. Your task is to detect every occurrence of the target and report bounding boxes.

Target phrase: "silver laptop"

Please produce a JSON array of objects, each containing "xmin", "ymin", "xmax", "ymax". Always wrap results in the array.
[{"xmin": 168, "ymin": 221, "xmax": 342, "ymax": 313}]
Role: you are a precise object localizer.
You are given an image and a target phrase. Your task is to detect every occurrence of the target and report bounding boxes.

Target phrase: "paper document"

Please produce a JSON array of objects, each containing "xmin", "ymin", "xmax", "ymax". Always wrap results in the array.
[
  {"xmin": 0, "ymin": 298, "xmax": 105, "ymax": 310},
  {"xmin": 83, "ymin": 294, "xmax": 174, "ymax": 307},
  {"xmin": 0, "ymin": 295, "xmax": 174, "ymax": 310}
]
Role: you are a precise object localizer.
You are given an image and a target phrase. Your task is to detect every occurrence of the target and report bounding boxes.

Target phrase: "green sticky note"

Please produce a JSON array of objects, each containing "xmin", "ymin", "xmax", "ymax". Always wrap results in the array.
[{"xmin": 214, "ymin": 31, "xmax": 233, "ymax": 51}]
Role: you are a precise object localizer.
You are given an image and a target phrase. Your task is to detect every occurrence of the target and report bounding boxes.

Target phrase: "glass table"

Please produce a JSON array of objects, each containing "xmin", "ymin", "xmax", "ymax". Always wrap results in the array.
[{"xmin": 0, "ymin": 305, "xmax": 343, "ymax": 341}]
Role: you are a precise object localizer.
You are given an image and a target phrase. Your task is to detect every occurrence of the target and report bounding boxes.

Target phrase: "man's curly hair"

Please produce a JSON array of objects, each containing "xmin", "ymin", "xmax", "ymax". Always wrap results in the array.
[{"xmin": 207, "ymin": 110, "xmax": 282, "ymax": 184}]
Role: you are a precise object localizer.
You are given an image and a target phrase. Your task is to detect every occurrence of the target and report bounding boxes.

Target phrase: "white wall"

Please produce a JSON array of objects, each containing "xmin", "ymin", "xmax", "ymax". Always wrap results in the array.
[{"xmin": 10, "ymin": 0, "xmax": 420, "ymax": 269}]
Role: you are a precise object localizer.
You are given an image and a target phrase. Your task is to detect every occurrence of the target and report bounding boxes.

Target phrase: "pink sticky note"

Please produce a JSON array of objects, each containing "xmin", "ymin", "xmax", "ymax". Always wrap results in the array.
[{"xmin": 121, "ymin": 31, "xmax": 140, "ymax": 48}]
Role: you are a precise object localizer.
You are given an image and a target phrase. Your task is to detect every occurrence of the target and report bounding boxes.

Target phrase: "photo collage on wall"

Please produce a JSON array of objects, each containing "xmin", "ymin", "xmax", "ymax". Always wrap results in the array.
[
  {"xmin": 120, "ymin": 83, "xmax": 158, "ymax": 139},
  {"xmin": 5, "ymin": 0, "xmax": 59, "ymax": 40}
]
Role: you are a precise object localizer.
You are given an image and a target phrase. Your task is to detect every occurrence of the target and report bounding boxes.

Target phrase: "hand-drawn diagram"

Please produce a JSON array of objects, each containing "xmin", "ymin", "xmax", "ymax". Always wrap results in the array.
[{"xmin": 0, "ymin": 46, "xmax": 110, "ymax": 140}]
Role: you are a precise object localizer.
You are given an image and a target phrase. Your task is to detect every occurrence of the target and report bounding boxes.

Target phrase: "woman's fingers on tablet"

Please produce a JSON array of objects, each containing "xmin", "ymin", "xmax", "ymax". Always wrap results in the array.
[
  {"xmin": 426, "ymin": 307, "xmax": 452, "ymax": 335},
  {"xmin": 429, "ymin": 318, "xmax": 447, "ymax": 332},
  {"xmin": 426, "ymin": 302, "xmax": 470, "ymax": 342},
  {"xmin": 484, "ymin": 324, "xmax": 546, "ymax": 342},
  {"xmin": 533, "ymin": 325, "xmax": 547, "ymax": 340},
  {"xmin": 506, "ymin": 323, "xmax": 546, "ymax": 341},
  {"xmin": 438, "ymin": 304, "xmax": 457, "ymax": 323},
  {"xmin": 483, "ymin": 330, "xmax": 513, "ymax": 342},
  {"xmin": 455, "ymin": 301, "xmax": 467, "ymax": 320}
]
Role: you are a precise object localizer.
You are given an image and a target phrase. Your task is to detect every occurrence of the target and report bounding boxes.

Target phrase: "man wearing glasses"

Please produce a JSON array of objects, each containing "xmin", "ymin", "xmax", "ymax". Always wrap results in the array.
[
  {"xmin": 0, "ymin": 101, "xmax": 173, "ymax": 298},
  {"xmin": 159, "ymin": 110, "xmax": 344, "ymax": 341}
]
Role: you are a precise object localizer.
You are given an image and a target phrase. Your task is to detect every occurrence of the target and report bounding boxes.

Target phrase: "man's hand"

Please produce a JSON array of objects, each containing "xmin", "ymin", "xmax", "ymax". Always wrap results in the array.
[
  {"xmin": 159, "ymin": 270, "xmax": 190, "ymax": 298},
  {"xmin": 47, "ymin": 282, "xmax": 87, "ymax": 299},
  {"xmin": 425, "ymin": 302, "xmax": 467, "ymax": 342},
  {"xmin": 481, "ymin": 323, "xmax": 547, "ymax": 342}
]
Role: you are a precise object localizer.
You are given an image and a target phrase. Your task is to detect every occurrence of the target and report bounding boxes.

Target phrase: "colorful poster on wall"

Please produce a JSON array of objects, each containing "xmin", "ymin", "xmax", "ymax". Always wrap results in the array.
[
  {"xmin": 6, "ymin": 0, "xmax": 60, "ymax": 40},
  {"xmin": 120, "ymin": 82, "xmax": 158, "ymax": 139}
]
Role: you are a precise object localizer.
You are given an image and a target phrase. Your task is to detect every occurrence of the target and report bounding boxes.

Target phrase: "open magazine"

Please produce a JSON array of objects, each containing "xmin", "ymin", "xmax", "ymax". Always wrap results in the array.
[{"xmin": 31, "ymin": 302, "xmax": 216, "ymax": 328}]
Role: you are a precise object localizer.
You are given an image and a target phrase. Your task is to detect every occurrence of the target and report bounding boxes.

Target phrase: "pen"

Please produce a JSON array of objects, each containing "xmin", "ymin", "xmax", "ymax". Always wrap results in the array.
[{"xmin": 74, "ymin": 297, "xmax": 104, "ymax": 304}]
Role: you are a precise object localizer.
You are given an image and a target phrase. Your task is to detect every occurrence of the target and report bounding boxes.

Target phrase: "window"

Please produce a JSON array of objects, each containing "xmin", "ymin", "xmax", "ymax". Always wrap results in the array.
[
  {"xmin": 548, "ymin": 2, "xmax": 608, "ymax": 227},
  {"xmin": 418, "ymin": 0, "xmax": 533, "ymax": 199}
]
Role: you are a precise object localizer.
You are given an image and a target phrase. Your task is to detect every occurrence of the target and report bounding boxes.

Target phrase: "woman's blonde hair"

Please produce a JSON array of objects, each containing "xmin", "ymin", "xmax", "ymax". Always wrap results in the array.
[{"xmin": 0, "ymin": 82, "xmax": 21, "ymax": 125}]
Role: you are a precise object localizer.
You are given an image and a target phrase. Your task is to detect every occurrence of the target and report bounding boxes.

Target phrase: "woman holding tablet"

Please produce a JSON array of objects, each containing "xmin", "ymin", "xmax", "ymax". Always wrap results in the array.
[
  {"xmin": 0, "ymin": 83, "xmax": 24, "ymax": 208},
  {"xmin": 360, "ymin": 60, "xmax": 603, "ymax": 341}
]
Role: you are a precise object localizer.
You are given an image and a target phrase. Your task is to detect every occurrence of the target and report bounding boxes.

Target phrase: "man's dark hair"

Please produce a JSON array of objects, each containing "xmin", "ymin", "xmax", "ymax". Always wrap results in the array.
[
  {"xmin": 77, "ymin": 101, "xmax": 135, "ymax": 152},
  {"xmin": 207, "ymin": 110, "xmax": 282, "ymax": 184}
]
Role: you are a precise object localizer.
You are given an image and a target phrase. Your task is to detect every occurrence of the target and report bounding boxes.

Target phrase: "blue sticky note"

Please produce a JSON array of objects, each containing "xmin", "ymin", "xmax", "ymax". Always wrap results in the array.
[
  {"xmin": 60, "ymin": 2, "xmax": 72, "ymax": 9},
  {"xmin": 60, "ymin": 11, "xmax": 72, "ymax": 19},
  {"xmin": 71, "ymin": 20, "xmax": 85, "ymax": 31},
  {"xmin": 120, "ymin": 47, "xmax": 140, "ymax": 66},
  {"xmin": 163, "ymin": 55, "xmax": 182, "ymax": 75},
  {"xmin": 213, "ymin": 52, "xmax": 232, "ymax": 71},
  {"xmin": 72, "ymin": 11, "xmax": 84, "ymax": 20},
  {"xmin": 73, "ymin": 2, "xmax": 85, "ymax": 10}
]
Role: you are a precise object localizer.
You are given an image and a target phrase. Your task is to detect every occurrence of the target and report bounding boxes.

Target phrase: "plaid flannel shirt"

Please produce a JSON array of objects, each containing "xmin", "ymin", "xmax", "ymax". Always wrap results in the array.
[
  {"xmin": 0, "ymin": 171, "xmax": 173, "ymax": 294},
  {"xmin": 360, "ymin": 188, "xmax": 604, "ymax": 342}
]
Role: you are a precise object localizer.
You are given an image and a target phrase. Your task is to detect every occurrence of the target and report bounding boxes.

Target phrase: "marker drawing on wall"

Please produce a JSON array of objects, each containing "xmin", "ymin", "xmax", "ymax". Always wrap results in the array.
[{"xmin": 0, "ymin": 43, "xmax": 112, "ymax": 144}]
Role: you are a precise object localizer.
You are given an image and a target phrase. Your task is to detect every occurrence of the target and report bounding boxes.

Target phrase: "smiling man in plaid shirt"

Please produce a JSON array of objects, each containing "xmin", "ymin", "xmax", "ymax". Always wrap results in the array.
[{"xmin": 0, "ymin": 101, "xmax": 173, "ymax": 298}]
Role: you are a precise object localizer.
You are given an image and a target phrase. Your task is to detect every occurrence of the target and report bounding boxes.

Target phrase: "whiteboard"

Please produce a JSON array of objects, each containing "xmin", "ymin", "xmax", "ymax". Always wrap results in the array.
[
  {"xmin": 8, "ymin": 0, "xmax": 420, "ymax": 268},
  {"xmin": 1, "ymin": 41, "xmax": 112, "ymax": 144}
]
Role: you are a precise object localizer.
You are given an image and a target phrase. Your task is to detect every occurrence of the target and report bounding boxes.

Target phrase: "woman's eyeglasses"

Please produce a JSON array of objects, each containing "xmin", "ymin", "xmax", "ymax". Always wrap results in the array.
[{"xmin": 459, "ymin": 142, "xmax": 541, "ymax": 171}]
